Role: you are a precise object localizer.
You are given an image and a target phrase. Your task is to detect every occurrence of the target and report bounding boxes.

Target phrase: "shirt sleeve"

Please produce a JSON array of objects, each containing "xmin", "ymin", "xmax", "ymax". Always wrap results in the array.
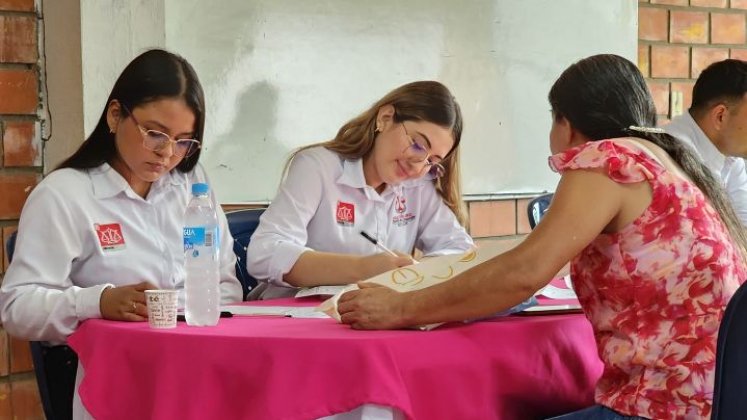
[
  {"xmin": 247, "ymin": 152, "xmax": 323, "ymax": 287},
  {"xmin": 0, "ymin": 182, "xmax": 113, "ymax": 343},
  {"xmin": 723, "ymin": 158, "xmax": 747, "ymax": 227},
  {"xmin": 414, "ymin": 182, "xmax": 474, "ymax": 257},
  {"xmin": 194, "ymin": 164, "xmax": 243, "ymax": 303},
  {"xmin": 548, "ymin": 139, "xmax": 653, "ymax": 183}
]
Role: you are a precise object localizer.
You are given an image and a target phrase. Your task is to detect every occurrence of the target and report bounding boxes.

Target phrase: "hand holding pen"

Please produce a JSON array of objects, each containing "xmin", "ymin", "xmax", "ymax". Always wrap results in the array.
[
  {"xmin": 360, "ymin": 231, "xmax": 419, "ymax": 264},
  {"xmin": 358, "ymin": 231, "xmax": 416, "ymax": 279},
  {"xmin": 360, "ymin": 231, "xmax": 399, "ymax": 257}
]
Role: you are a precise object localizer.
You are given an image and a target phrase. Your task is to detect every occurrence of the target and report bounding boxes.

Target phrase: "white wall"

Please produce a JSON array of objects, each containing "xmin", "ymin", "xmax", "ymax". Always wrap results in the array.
[
  {"xmin": 165, "ymin": 0, "xmax": 637, "ymax": 203},
  {"xmin": 74, "ymin": 1, "xmax": 637, "ymax": 203},
  {"xmin": 80, "ymin": 0, "xmax": 165, "ymax": 135}
]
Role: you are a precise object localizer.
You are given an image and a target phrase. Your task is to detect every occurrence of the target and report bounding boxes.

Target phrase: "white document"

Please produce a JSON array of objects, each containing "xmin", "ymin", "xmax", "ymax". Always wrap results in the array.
[
  {"xmin": 285, "ymin": 307, "xmax": 330, "ymax": 318},
  {"xmin": 319, "ymin": 238, "xmax": 524, "ymax": 329},
  {"xmin": 538, "ymin": 286, "xmax": 577, "ymax": 300},
  {"xmin": 522, "ymin": 303, "xmax": 582, "ymax": 314},
  {"xmin": 221, "ymin": 305, "xmax": 330, "ymax": 319},
  {"xmin": 295, "ymin": 285, "xmax": 348, "ymax": 298},
  {"xmin": 536, "ymin": 275, "xmax": 577, "ymax": 299}
]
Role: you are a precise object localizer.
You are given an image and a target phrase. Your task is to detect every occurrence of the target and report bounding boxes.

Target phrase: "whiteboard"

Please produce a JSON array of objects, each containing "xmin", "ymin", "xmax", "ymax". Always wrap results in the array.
[{"xmin": 165, "ymin": 0, "xmax": 637, "ymax": 203}]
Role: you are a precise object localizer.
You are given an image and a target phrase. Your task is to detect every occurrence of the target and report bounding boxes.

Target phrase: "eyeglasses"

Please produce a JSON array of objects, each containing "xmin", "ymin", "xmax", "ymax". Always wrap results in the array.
[
  {"xmin": 400, "ymin": 122, "xmax": 446, "ymax": 178},
  {"xmin": 120, "ymin": 103, "xmax": 201, "ymax": 158}
]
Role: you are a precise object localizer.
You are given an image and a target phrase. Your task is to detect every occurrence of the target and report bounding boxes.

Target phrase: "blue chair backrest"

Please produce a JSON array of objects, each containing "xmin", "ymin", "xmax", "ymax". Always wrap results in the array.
[
  {"xmin": 712, "ymin": 280, "xmax": 747, "ymax": 419},
  {"xmin": 225, "ymin": 208, "xmax": 266, "ymax": 300},
  {"xmin": 527, "ymin": 193, "xmax": 554, "ymax": 229},
  {"xmin": 5, "ymin": 231, "xmax": 16, "ymax": 265}
]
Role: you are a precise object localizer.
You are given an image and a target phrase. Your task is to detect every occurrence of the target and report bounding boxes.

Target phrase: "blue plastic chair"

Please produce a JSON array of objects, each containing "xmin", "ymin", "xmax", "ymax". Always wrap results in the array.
[
  {"xmin": 712, "ymin": 280, "xmax": 747, "ymax": 419},
  {"xmin": 6, "ymin": 230, "xmax": 70, "ymax": 420},
  {"xmin": 225, "ymin": 208, "xmax": 266, "ymax": 300},
  {"xmin": 527, "ymin": 193, "xmax": 554, "ymax": 229}
]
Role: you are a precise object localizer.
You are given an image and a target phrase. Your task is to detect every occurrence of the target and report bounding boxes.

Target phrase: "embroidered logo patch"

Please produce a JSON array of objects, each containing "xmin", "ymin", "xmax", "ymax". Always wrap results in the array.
[
  {"xmin": 95, "ymin": 223, "xmax": 126, "ymax": 251},
  {"xmin": 394, "ymin": 195, "xmax": 407, "ymax": 214},
  {"xmin": 392, "ymin": 194, "xmax": 415, "ymax": 227},
  {"xmin": 336, "ymin": 201, "xmax": 355, "ymax": 226}
]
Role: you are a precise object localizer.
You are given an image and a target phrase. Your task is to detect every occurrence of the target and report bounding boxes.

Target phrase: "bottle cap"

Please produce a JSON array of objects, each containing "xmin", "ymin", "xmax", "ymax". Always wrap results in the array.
[{"xmin": 191, "ymin": 183, "xmax": 209, "ymax": 195}]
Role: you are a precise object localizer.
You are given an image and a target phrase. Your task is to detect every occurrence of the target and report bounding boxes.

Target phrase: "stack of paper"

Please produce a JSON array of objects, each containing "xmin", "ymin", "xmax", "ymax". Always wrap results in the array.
[
  {"xmin": 525, "ymin": 275, "xmax": 582, "ymax": 314},
  {"xmin": 295, "ymin": 285, "xmax": 348, "ymax": 298},
  {"xmin": 536, "ymin": 275, "xmax": 577, "ymax": 299}
]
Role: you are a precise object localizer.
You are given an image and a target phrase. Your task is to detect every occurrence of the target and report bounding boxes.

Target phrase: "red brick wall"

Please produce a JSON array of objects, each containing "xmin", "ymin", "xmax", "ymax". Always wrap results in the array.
[
  {"xmin": 639, "ymin": 0, "xmax": 747, "ymax": 123},
  {"xmin": 468, "ymin": 199, "xmax": 533, "ymax": 238},
  {"xmin": 0, "ymin": 0, "xmax": 45, "ymax": 417}
]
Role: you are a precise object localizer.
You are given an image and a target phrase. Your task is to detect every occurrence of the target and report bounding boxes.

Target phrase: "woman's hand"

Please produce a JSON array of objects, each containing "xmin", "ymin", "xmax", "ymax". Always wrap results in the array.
[
  {"xmin": 338, "ymin": 282, "xmax": 410, "ymax": 329},
  {"xmin": 357, "ymin": 252, "xmax": 414, "ymax": 280},
  {"xmin": 99, "ymin": 281, "xmax": 157, "ymax": 321}
]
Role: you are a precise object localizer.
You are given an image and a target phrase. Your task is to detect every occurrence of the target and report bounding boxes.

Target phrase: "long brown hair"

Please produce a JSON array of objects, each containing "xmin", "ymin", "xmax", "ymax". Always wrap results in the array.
[
  {"xmin": 285, "ymin": 81, "xmax": 467, "ymax": 225},
  {"xmin": 549, "ymin": 54, "xmax": 747, "ymax": 258}
]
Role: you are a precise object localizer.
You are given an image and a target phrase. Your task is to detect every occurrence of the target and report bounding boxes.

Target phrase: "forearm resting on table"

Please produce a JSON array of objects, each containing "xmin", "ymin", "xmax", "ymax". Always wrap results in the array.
[
  {"xmin": 401, "ymin": 249, "xmax": 552, "ymax": 326},
  {"xmin": 283, "ymin": 251, "xmax": 367, "ymax": 287}
]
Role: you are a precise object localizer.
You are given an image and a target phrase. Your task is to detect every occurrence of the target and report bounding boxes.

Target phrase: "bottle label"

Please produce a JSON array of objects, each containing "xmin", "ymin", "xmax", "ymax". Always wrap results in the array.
[{"xmin": 183, "ymin": 227, "xmax": 218, "ymax": 256}]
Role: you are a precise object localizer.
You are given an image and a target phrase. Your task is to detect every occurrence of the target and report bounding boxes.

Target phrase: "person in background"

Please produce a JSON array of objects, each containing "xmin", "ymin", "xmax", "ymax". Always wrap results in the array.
[
  {"xmin": 665, "ymin": 58, "xmax": 747, "ymax": 225},
  {"xmin": 338, "ymin": 55, "xmax": 747, "ymax": 419},
  {"xmin": 0, "ymin": 49, "xmax": 242, "ymax": 419},
  {"xmin": 247, "ymin": 81, "xmax": 473, "ymax": 299}
]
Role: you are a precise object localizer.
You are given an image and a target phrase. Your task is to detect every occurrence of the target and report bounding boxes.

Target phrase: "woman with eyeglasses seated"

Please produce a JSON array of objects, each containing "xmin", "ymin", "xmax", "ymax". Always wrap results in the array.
[
  {"xmin": 247, "ymin": 81, "xmax": 473, "ymax": 299},
  {"xmin": 0, "ymin": 48, "xmax": 242, "ymax": 418},
  {"xmin": 337, "ymin": 55, "xmax": 747, "ymax": 419}
]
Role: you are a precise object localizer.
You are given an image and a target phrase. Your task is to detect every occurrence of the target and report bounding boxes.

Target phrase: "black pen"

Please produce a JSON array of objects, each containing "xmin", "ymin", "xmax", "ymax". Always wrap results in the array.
[{"xmin": 360, "ymin": 231, "xmax": 398, "ymax": 257}]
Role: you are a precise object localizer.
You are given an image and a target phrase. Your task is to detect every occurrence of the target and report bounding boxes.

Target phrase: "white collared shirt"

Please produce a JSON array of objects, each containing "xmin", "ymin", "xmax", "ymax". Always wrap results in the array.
[
  {"xmin": 247, "ymin": 146, "xmax": 473, "ymax": 298},
  {"xmin": 664, "ymin": 112, "xmax": 747, "ymax": 225},
  {"xmin": 0, "ymin": 163, "xmax": 242, "ymax": 343}
]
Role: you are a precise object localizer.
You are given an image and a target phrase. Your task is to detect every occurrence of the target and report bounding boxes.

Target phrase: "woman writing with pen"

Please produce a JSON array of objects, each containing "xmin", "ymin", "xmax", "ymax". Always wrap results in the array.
[{"xmin": 246, "ymin": 81, "xmax": 473, "ymax": 299}]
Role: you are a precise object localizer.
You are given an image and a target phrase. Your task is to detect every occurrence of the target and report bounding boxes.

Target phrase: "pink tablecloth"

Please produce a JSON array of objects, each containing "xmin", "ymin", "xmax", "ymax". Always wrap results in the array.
[{"xmin": 68, "ymin": 298, "xmax": 603, "ymax": 420}]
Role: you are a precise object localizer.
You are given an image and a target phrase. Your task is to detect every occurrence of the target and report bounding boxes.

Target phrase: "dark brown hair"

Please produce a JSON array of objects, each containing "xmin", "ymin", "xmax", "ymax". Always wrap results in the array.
[{"xmin": 57, "ymin": 49, "xmax": 205, "ymax": 172}]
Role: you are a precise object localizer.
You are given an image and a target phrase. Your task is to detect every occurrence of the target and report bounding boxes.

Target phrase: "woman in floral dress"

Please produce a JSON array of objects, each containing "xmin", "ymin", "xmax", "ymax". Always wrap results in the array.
[{"xmin": 337, "ymin": 54, "xmax": 747, "ymax": 419}]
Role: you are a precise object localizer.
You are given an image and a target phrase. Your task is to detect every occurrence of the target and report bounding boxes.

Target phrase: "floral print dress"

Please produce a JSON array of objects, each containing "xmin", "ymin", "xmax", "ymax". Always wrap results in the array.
[{"xmin": 549, "ymin": 139, "xmax": 746, "ymax": 420}]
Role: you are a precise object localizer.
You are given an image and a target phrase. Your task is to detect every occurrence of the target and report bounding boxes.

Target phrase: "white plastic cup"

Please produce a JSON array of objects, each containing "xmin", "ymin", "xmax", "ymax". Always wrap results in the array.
[{"xmin": 145, "ymin": 290, "xmax": 178, "ymax": 329}]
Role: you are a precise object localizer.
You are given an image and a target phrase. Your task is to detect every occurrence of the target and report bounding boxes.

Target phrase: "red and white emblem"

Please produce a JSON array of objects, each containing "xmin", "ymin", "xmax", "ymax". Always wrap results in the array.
[
  {"xmin": 336, "ymin": 201, "xmax": 355, "ymax": 226},
  {"xmin": 392, "ymin": 194, "xmax": 415, "ymax": 227},
  {"xmin": 94, "ymin": 223, "xmax": 126, "ymax": 251},
  {"xmin": 394, "ymin": 195, "xmax": 407, "ymax": 214}
]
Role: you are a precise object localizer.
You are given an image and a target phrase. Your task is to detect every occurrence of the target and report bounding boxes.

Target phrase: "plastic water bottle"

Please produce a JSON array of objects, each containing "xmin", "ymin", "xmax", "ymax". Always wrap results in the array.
[{"xmin": 183, "ymin": 183, "xmax": 220, "ymax": 326}]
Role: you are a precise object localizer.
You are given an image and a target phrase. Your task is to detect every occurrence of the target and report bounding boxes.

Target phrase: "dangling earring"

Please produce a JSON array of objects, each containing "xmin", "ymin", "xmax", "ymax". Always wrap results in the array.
[
  {"xmin": 374, "ymin": 125, "xmax": 381, "ymax": 133},
  {"xmin": 109, "ymin": 127, "xmax": 115, "ymax": 134}
]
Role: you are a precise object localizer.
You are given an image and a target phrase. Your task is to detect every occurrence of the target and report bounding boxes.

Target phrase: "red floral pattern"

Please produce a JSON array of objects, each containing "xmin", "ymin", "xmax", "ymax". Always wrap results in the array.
[{"xmin": 549, "ymin": 139, "xmax": 746, "ymax": 419}]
